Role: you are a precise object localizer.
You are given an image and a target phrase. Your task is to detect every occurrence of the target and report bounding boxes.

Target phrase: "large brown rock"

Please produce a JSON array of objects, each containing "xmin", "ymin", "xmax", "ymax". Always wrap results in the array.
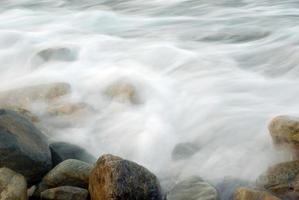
[
  {"xmin": 167, "ymin": 176, "xmax": 218, "ymax": 200},
  {"xmin": 258, "ymin": 160, "xmax": 299, "ymax": 196},
  {"xmin": 0, "ymin": 109, "xmax": 52, "ymax": 184},
  {"xmin": 233, "ymin": 187, "xmax": 280, "ymax": 200},
  {"xmin": 269, "ymin": 116, "xmax": 299, "ymax": 157},
  {"xmin": 89, "ymin": 154, "xmax": 162, "ymax": 200},
  {"xmin": 0, "ymin": 167, "xmax": 27, "ymax": 200},
  {"xmin": 40, "ymin": 186, "xmax": 88, "ymax": 200},
  {"xmin": 35, "ymin": 159, "xmax": 93, "ymax": 196}
]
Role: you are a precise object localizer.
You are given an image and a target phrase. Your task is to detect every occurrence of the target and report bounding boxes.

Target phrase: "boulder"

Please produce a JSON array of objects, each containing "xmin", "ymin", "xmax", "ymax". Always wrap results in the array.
[
  {"xmin": 171, "ymin": 142, "xmax": 200, "ymax": 161},
  {"xmin": 89, "ymin": 154, "xmax": 162, "ymax": 200},
  {"xmin": 0, "ymin": 109, "xmax": 52, "ymax": 184},
  {"xmin": 0, "ymin": 168, "xmax": 27, "ymax": 200},
  {"xmin": 167, "ymin": 176, "xmax": 218, "ymax": 200},
  {"xmin": 49, "ymin": 142, "xmax": 96, "ymax": 166},
  {"xmin": 258, "ymin": 160, "xmax": 299, "ymax": 196},
  {"xmin": 35, "ymin": 159, "xmax": 92, "ymax": 196},
  {"xmin": 0, "ymin": 82, "xmax": 71, "ymax": 108},
  {"xmin": 233, "ymin": 187, "xmax": 281, "ymax": 200},
  {"xmin": 269, "ymin": 116, "xmax": 299, "ymax": 157},
  {"xmin": 40, "ymin": 186, "xmax": 88, "ymax": 200}
]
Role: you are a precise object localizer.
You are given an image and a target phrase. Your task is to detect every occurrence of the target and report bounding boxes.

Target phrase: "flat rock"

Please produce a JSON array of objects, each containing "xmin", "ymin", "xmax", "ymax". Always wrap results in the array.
[
  {"xmin": 171, "ymin": 142, "xmax": 200, "ymax": 161},
  {"xmin": 89, "ymin": 154, "xmax": 162, "ymax": 200},
  {"xmin": 233, "ymin": 187, "xmax": 281, "ymax": 200},
  {"xmin": 167, "ymin": 176, "xmax": 218, "ymax": 200},
  {"xmin": 40, "ymin": 186, "xmax": 88, "ymax": 200},
  {"xmin": 0, "ymin": 109, "xmax": 52, "ymax": 184},
  {"xmin": 0, "ymin": 168, "xmax": 27, "ymax": 200}
]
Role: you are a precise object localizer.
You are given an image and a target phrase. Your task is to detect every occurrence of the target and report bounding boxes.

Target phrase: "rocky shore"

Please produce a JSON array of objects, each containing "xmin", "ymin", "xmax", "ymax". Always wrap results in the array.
[{"xmin": 0, "ymin": 82, "xmax": 298, "ymax": 200}]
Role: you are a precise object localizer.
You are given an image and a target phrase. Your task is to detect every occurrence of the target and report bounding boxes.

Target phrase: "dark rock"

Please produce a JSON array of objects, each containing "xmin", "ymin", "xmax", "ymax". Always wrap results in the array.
[
  {"xmin": 40, "ymin": 186, "xmax": 88, "ymax": 200},
  {"xmin": 167, "ymin": 176, "xmax": 218, "ymax": 200},
  {"xmin": 171, "ymin": 142, "xmax": 200, "ymax": 161},
  {"xmin": 0, "ymin": 109, "xmax": 52, "ymax": 184},
  {"xmin": 89, "ymin": 154, "xmax": 163, "ymax": 200},
  {"xmin": 34, "ymin": 159, "xmax": 92, "ymax": 196},
  {"xmin": 0, "ymin": 167, "xmax": 27, "ymax": 200},
  {"xmin": 50, "ymin": 142, "xmax": 96, "ymax": 166}
]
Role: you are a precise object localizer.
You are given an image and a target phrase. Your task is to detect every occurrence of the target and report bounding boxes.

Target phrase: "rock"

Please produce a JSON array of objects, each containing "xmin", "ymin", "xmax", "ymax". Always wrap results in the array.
[
  {"xmin": 0, "ymin": 168, "xmax": 27, "ymax": 200},
  {"xmin": 0, "ymin": 82, "xmax": 71, "ymax": 108},
  {"xmin": 215, "ymin": 177, "xmax": 250, "ymax": 200},
  {"xmin": 233, "ymin": 187, "xmax": 281, "ymax": 200},
  {"xmin": 0, "ymin": 109, "xmax": 52, "ymax": 184},
  {"xmin": 171, "ymin": 142, "xmax": 200, "ymax": 161},
  {"xmin": 35, "ymin": 159, "xmax": 92, "ymax": 196},
  {"xmin": 40, "ymin": 186, "xmax": 88, "ymax": 200},
  {"xmin": 167, "ymin": 176, "xmax": 218, "ymax": 200},
  {"xmin": 268, "ymin": 116, "xmax": 299, "ymax": 156},
  {"xmin": 35, "ymin": 47, "xmax": 77, "ymax": 63},
  {"xmin": 50, "ymin": 142, "xmax": 96, "ymax": 166},
  {"xmin": 89, "ymin": 154, "xmax": 162, "ymax": 200},
  {"xmin": 258, "ymin": 160, "xmax": 299, "ymax": 196},
  {"xmin": 104, "ymin": 80, "xmax": 141, "ymax": 104},
  {"xmin": 46, "ymin": 102, "xmax": 90, "ymax": 116}
]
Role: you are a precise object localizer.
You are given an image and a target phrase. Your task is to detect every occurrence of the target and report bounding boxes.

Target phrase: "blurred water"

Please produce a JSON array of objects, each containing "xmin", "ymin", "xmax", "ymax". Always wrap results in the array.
[{"xmin": 1, "ymin": 0, "xmax": 299, "ymax": 198}]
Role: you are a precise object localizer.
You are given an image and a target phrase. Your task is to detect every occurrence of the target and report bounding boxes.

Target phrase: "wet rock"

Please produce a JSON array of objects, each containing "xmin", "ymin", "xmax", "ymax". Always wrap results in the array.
[
  {"xmin": 258, "ymin": 160, "xmax": 299, "ymax": 196},
  {"xmin": 89, "ymin": 154, "xmax": 162, "ymax": 200},
  {"xmin": 32, "ymin": 47, "xmax": 78, "ymax": 67},
  {"xmin": 47, "ymin": 102, "xmax": 90, "ymax": 117},
  {"xmin": 35, "ymin": 159, "xmax": 92, "ymax": 196},
  {"xmin": 269, "ymin": 116, "xmax": 299, "ymax": 157},
  {"xmin": 50, "ymin": 142, "xmax": 96, "ymax": 166},
  {"xmin": 171, "ymin": 142, "xmax": 200, "ymax": 161},
  {"xmin": 167, "ymin": 176, "xmax": 218, "ymax": 200},
  {"xmin": 0, "ymin": 168, "xmax": 27, "ymax": 200},
  {"xmin": 0, "ymin": 82, "xmax": 71, "ymax": 108},
  {"xmin": 0, "ymin": 109, "xmax": 52, "ymax": 184},
  {"xmin": 233, "ymin": 187, "xmax": 281, "ymax": 200},
  {"xmin": 215, "ymin": 177, "xmax": 250, "ymax": 200},
  {"xmin": 40, "ymin": 186, "xmax": 88, "ymax": 200},
  {"xmin": 104, "ymin": 80, "xmax": 141, "ymax": 104}
]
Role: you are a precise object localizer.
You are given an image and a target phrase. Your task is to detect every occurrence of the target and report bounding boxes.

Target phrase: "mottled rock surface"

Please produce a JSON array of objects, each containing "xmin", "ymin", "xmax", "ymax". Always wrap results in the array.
[
  {"xmin": 233, "ymin": 187, "xmax": 280, "ymax": 200},
  {"xmin": 40, "ymin": 186, "xmax": 88, "ymax": 200},
  {"xmin": 89, "ymin": 154, "xmax": 162, "ymax": 200},
  {"xmin": 0, "ymin": 167, "xmax": 27, "ymax": 200},
  {"xmin": 0, "ymin": 109, "xmax": 52, "ymax": 184}
]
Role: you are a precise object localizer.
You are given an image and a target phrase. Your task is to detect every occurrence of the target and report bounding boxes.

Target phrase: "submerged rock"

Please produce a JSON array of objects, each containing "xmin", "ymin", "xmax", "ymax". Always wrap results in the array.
[
  {"xmin": 0, "ymin": 168, "xmax": 27, "ymax": 200},
  {"xmin": 104, "ymin": 80, "xmax": 141, "ymax": 104},
  {"xmin": 50, "ymin": 142, "xmax": 96, "ymax": 166},
  {"xmin": 40, "ymin": 186, "xmax": 88, "ymax": 200},
  {"xmin": 89, "ymin": 154, "xmax": 162, "ymax": 200},
  {"xmin": 0, "ymin": 82, "xmax": 71, "ymax": 108},
  {"xmin": 233, "ymin": 187, "xmax": 280, "ymax": 200},
  {"xmin": 269, "ymin": 115, "xmax": 299, "ymax": 157},
  {"xmin": 35, "ymin": 159, "xmax": 92, "ymax": 196},
  {"xmin": 167, "ymin": 176, "xmax": 218, "ymax": 200},
  {"xmin": 0, "ymin": 109, "xmax": 52, "ymax": 184},
  {"xmin": 171, "ymin": 142, "xmax": 200, "ymax": 161}
]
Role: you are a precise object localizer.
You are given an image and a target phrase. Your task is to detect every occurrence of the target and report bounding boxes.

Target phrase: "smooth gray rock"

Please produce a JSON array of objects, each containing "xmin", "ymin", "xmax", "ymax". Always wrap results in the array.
[{"xmin": 50, "ymin": 142, "xmax": 96, "ymax": 166}]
